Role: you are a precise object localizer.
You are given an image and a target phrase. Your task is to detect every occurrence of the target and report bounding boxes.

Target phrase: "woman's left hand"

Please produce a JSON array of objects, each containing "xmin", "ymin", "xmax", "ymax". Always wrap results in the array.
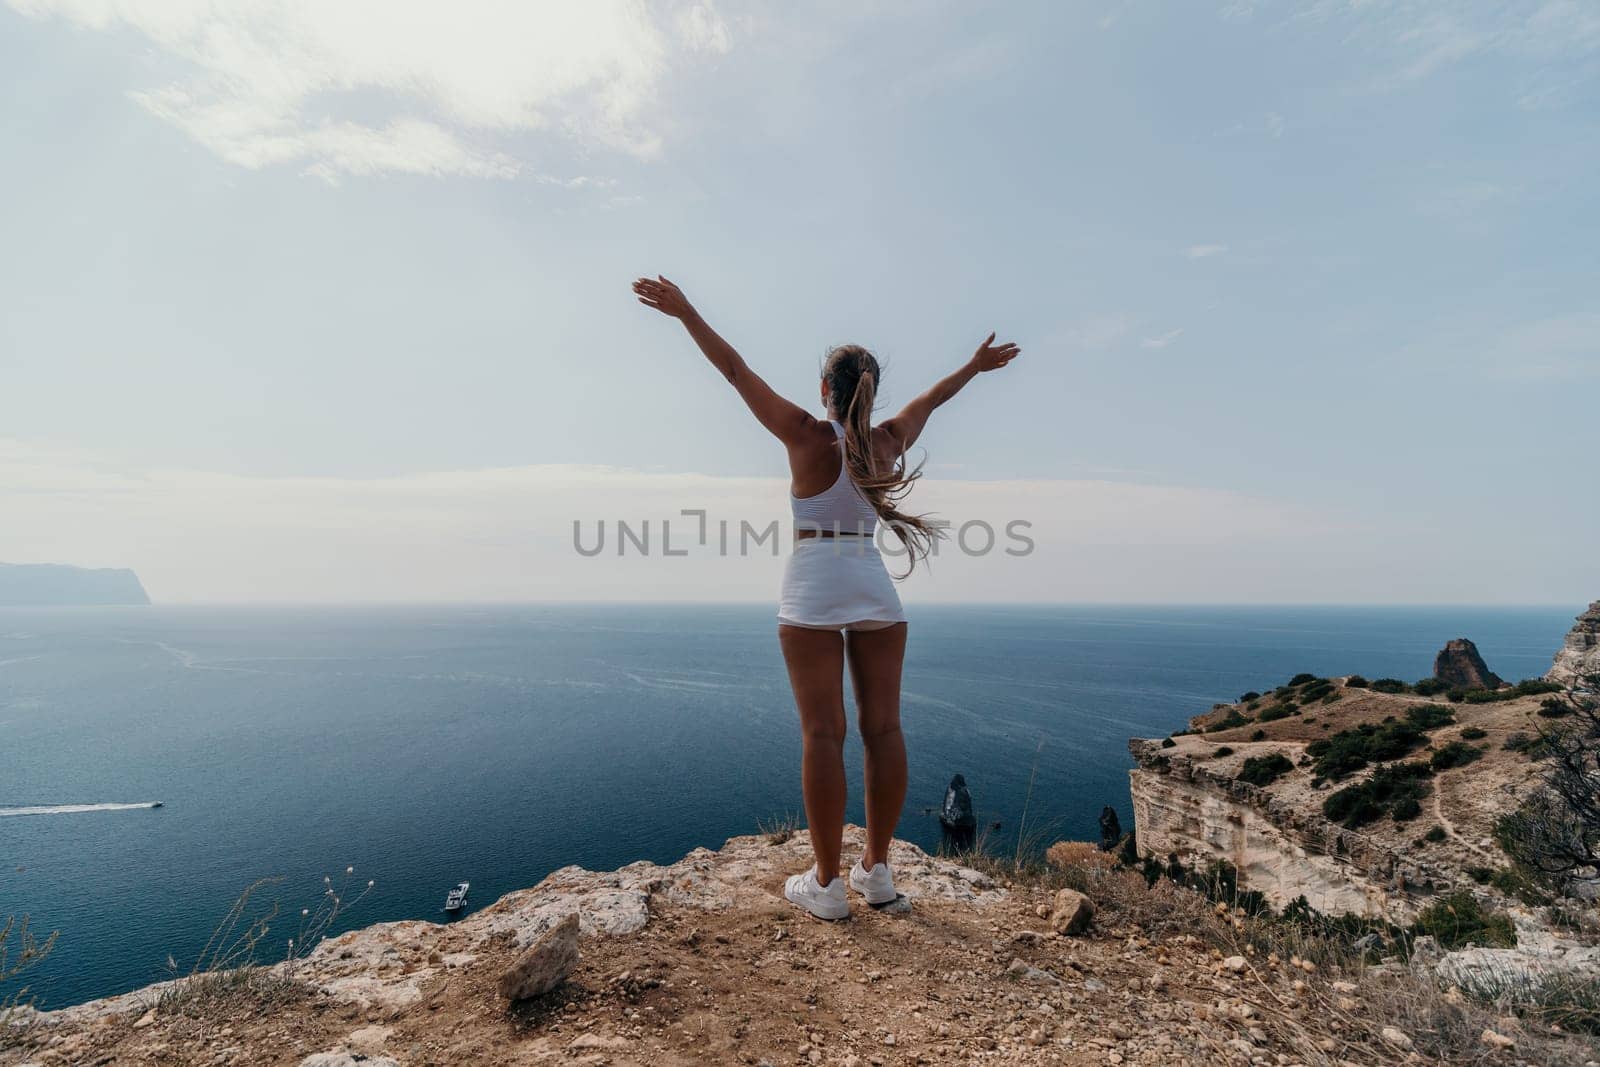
[{"xmin": 633, "ymin": 275, "xmax": 696, "ymax": 319}]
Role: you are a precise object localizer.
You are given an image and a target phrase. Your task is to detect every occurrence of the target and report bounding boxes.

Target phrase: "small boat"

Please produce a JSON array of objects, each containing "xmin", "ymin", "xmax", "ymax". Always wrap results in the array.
[
  {"xmin": 151, "ymin": 802, "xmax": 164, "ymax": 809},
  {"xmin": 443, "ymin": 882, "xmax": 470, "ymax": 913}
]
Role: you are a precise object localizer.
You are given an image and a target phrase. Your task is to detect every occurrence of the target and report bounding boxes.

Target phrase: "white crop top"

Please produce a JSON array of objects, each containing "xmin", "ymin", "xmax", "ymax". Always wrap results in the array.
[{"xmin": 790, "ymin": 421, "xmax": 881, "ymax": 535}]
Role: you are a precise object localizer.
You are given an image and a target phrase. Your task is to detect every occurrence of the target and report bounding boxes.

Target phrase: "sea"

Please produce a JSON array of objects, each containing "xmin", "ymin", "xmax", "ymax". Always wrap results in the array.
[{"xmin": 0, "ymin": 603, "xmax": 1575, "ymax": 1008}]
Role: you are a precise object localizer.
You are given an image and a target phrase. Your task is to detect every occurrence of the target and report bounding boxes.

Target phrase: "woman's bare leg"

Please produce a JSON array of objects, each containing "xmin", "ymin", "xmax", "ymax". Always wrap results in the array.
[
  {"xmin": 845, "ymin": 623, "xmax": 908, "ymax": 870},
  {"xmin": 778, "ymin": 624, "xmax": 847, "ymax": 884}
]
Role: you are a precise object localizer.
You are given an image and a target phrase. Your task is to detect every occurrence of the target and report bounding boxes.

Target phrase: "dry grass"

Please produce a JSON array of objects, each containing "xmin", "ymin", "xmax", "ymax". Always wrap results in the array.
[
  {"xmin": 756, "ymin": 811, "xmax": 800, "ymax": 845},
  {"xmin": 977, "ymin": 840, "xmax": 1600, "ymax": 1066}
]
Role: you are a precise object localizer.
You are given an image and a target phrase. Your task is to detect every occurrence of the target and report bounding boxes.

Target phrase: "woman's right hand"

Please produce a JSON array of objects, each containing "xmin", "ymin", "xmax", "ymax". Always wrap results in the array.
[
  {"xmin": 632, "ymin": 275, "xmax": 696, "ymax": 320},
  {"xmin": 970, "ymin": 332, "xmax": 1021, "ymax": 372}
]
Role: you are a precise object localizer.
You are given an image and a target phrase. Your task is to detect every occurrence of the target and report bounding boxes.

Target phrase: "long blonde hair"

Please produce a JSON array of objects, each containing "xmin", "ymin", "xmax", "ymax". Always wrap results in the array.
[{"xmin": 823, "ymin": 345, "xmax": 937, "ymax": 575}]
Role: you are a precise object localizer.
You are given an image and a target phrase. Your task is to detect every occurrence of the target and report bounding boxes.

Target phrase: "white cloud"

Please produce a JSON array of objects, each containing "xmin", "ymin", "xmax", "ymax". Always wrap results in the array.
[
  {"xmin": 1047, "ymin": 315, "xmax": 1132, "ymax": 352},
  {"xmin": 0, "ymin": 439, "xmax": 1346, "ymax": 604},
  {"xmin": 1140, "ymin": 328, "xmax": 1183, "ymax": 350},
  {"xmin": 8, "ymin": 0, "xmax": 732, "ymax": 181},
  {"xmin": 1418, "ymin": 180, "xmax": 1504, "ymax": 220},
  {"xmin": 1287, "ymin": 0, "xmax": 1600, "ymax": 90},
  {"xmin": 1186, "ymin": 244, "xmax": 1229, "ymax": 259},
  {"xmin": 1482, "ymin": 313, "xmax": 1600, "ymax": 380}
]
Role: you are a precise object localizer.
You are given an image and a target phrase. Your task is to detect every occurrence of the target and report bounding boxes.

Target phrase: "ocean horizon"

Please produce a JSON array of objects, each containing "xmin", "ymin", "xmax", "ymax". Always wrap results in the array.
[{"xmin": 0, "ymin": 601, "xmax": 1579, "ymax": 1008}]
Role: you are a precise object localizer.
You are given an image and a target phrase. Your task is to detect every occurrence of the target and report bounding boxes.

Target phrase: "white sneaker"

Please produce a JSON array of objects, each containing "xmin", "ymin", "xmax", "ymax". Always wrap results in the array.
[
  {"xmin": 784, "ymin": 867, "xmax": 850, "ymax": 920},
  {"xmin": 849, "ymin": 858, "xmax": 898, "ymax": 905}
]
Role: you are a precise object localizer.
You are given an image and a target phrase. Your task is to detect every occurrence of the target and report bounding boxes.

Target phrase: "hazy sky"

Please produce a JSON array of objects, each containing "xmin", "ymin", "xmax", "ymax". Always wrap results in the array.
[{"xmin": 1, "ymin": 1, "xmax": 1597, "ymax": 604}]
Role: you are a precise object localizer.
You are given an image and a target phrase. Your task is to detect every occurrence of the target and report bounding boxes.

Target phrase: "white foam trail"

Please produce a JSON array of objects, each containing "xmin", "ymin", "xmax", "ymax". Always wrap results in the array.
[{"xmin": 0, "ymin": 802, "xmax": 162, "ymax": 818}]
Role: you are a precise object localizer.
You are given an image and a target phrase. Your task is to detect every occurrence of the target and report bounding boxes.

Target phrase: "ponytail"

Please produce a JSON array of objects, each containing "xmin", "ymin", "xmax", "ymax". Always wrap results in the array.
[{"xmin": 824, "ymin": 345, "xmax": 938, "ymax": 576}]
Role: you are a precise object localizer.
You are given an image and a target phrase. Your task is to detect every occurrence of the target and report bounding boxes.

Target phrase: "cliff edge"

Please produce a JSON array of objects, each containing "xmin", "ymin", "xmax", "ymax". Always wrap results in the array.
[
  {"xmin": 14, "ymin": 825, "xmax": 1594, "ymax": 1066},
  {"xmin": 1548, "ymin": 601, "xmax": 1600, "ymax": 690},
  {"xmin": 0, "ymin": 563, "xmax": 150, "ymax": 606}
]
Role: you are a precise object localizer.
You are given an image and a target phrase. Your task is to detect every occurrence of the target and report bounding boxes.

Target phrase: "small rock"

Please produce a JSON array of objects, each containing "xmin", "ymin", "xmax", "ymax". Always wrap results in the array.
[
  {"xmin": 1221, "ymin": 955, "xmax": 1247, "ymax": 974},
  {"xmin": 134, "ymin": 1010, "xmax": 157, "ymax": 1029},
  {"xmin": 1480, "ymin": 1029, "xmax": 1515, "ymax": 1050},
  {"xmin": 498, "ymin": 912, "xmax": 580, "ymax": 1002},
  {"xmin": 1380, "ymin": 1026, "xmax": 1413, "ymax": 1051},
  {"xmin": 345, "ymin": 1026, "xmax": 391, "ymax": 1055},
  {"xmin": 1049, "ymin": 888, "xmax": 1095, "ymax": 935}
]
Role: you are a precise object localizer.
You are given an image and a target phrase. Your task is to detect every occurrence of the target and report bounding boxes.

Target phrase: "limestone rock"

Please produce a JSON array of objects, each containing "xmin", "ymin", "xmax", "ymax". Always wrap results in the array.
[
  {"xmin": 1380, "ymin": 1026, "xmax": 1413, "ymax": 1050},
  {"xmin": 498, "ymin": 911, "xmax": 580, "ymax": 1002},
  {"xmin": 1049, "ymin": 888, "xmax": 1094, "ymax": 935},
  {"xmin": 301, "ymin": 1056, "xmax": 399, "ymax": 1067},
  {"xmin": 1433, "ymin": 638, "xmax": 1504, "ymax": 691},
  {"xmin": 1547, "ymin": 600, "xmax": 1600, "ymax": 690},
  {"xmin": 1481, "ymin": 1028, "xmax": 1515, "ymax": 1050}
]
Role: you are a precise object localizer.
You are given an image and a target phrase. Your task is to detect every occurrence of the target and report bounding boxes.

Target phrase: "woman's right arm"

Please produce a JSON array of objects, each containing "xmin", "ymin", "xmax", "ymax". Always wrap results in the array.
[
  {"xmin": 880, "ymin": 332, "xmax": 1020, "ymax": 451},
  {"xmin": 633, "ymin": 275, "xmax": 818, "ymax": 447}
]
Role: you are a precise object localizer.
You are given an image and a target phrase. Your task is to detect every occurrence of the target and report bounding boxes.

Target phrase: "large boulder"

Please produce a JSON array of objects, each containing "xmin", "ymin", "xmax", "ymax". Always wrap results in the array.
[
  {"xmin": 1433, "ymin": 638, "xmax": 1504, "ymax": 691},
  {"xmin": 1547, "ymin": 601, "xmax": 1600, "ymax": 691},
  {"xmin": 498, "ymin": 911, "xmax": 580, "ymax": 1002},
  {"xmin": 1049, "ymin": 888, "xmax": 1095, "ymax": 935}
]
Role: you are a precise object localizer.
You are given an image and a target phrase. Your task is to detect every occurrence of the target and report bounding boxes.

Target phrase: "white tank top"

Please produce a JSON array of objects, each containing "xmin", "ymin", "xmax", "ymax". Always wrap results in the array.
[{"xmin": 790, "ymin": 421, "xmax": 881, "ymax": 535}]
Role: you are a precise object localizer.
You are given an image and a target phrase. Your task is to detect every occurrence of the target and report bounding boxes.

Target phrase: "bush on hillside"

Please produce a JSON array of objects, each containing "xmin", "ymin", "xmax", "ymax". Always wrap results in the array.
[
  {"xmin": 1413, "ymin": 890, "xmax": 1515, "ymax": 949},
  {"xmin": 1370, "ymin": 678, "xmax": 1410, "ymax": 694},
  {"xmin": 1430, "ymin": 741, "xmax": 1484, "ymax": 771},
  {"xmin": 1238, "ymin": 753, "xmax": 1294, "ymax": 787},
  {"xmin": 1323, "ymin": 761, "xmax": 1433, "ymax": 828}
]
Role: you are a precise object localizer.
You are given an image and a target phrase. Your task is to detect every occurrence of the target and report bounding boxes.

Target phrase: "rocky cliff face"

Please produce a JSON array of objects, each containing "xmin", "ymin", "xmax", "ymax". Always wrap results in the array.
[
  {"xmin": 1127, "ymin": 739, "xmax": 1435, "ymax": 920},
  {"xmin": 1432, "ymin": 638, "xmax": 1504, "ymax": 691},
  {"xmin": 1127, "ymin": 677, "xmax": 1553, "ymax": 924},
  {"xmin": 1547, "ymin": 600, "xmax": 1600, "ymax": 689},
  {"xmin": 0, "ymin": 563, "xmax": 150, "ymax": 606}
]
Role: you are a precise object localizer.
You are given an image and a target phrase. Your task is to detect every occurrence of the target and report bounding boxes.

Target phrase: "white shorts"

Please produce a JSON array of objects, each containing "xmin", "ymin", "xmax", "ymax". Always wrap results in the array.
[{"xmin": 777, "ymin": 537, "xmax": 906, "ymax": 631}]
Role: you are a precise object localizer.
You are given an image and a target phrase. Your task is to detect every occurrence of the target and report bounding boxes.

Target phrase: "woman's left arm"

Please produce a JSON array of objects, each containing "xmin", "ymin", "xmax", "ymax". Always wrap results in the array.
[{"xmin": 634, "ymin": 275, "xmax": 817, "ymax": 446}]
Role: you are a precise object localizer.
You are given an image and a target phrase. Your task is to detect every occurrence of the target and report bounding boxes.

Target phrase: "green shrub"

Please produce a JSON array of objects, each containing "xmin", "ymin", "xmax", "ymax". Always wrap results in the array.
[
  {"xmin": 1538, "ymin": 696, "xmax": 1572, "ymax": 718},
  {"xmin": 1238, "ymin": 753, "xmax": 1294, "ymax": 787},
  {"xmin": 1412, "ymin": 677, "xmax": 1448, "ymax": 696},
  {"xmin": 1300, "ymin": 682, "xmax": 1334, "ymax": 703},
  {"xmin": 1257, "ymin": 703, "xmax": 1294, "ymax": 723},
  {"xmin": 1206, "ymin": 711, "xmax": 1250, "ymax": 733},
  {"xmin": 1430, "ymin": 741, "xmax": 1484, "ymax": 771},
  {"xmin": 1447, "ymin": 688, "xmax": 1467, "ymax": 703},
  {"xmin": 1405, "ymin": 703, "xmax": 1456, "ymax": 731},
  {"xmin": 1321, "ymin": 692, "xmax": 1342, "ymax": 704},
  {"xmin": 1250, "ymin": 729, "xmax": 1266, "ymax": 742},
  {"xmin": 1290, "ymin": 673, "xmax": 1318, "ymax": 686},
  {"xmin": 1412, "ymin": 891, "xmax": 1516, "ymax": 949},
  {"xmin": 1392, "ymin": 796, "xmax": 1423, "ymax": 821},
  {"xmin": 1323, "ymin": 761, "xmax": 1433, "ymax": 828},
  {"xmin": 1160, "ymin": 737, "xmax": 1176, "ymax": 748},
  {"xmin": 1307, "ymin": 720, "xmax": 1428, "ymax": 781},
  {"xmin": 1237, "ymin": 691, "xmax": 1261, "ymax": 704},
  {"xmin": 1213, "ymin": 746, "xmax": 1233, "ymax": 758},
  {"xmin": 1459, "ymin": 727, "xmax": 1487, "ymax": 741},
  {"xmin": 1345, "ymin": 675, "xmax": 1369, "ymax": 688},
  {"xmin": 1462, "ymin": 688, "xmax": 1500, "ymax": 704},
  {"xmin": 1502, "ymin": 732, "xmax": 1548, "ymax": 757},
  {"xmin": 1370, "ymin": 678, "xmax": 1410, "ymax": 694},
  {"xmin": 1423, "ymin": 825, "xmax": 1447, "ymax": 843}
]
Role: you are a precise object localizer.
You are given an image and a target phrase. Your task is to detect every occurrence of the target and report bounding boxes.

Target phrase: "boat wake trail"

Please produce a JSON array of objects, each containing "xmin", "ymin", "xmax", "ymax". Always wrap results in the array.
[{"xmin": 0, "ymin": 802, "xmax": 162, "ymax": 818}]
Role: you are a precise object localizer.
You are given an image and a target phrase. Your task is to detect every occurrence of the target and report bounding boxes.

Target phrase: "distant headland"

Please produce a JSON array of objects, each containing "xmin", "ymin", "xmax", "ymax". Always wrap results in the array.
[{"xmin": 0, "ymin": 562, "xmax": 150, "ymax": 606}]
